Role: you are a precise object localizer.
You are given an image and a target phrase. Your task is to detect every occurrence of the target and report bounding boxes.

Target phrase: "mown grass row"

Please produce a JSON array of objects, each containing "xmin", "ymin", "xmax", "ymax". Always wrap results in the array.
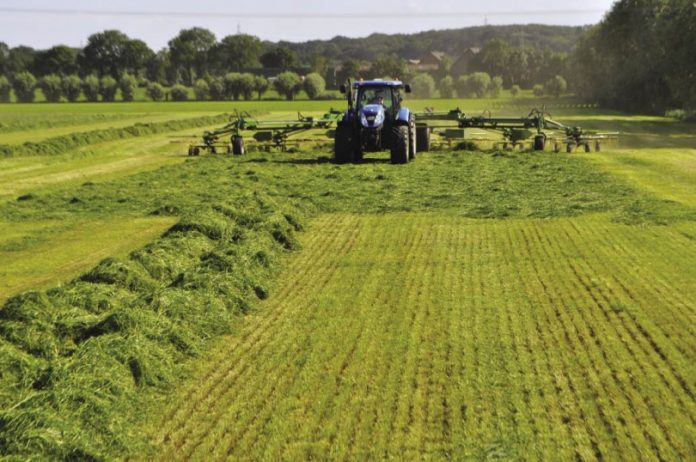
[
  {"xmin": 0, "ymin": 113, "xmax": 232, "ymax": 157},
  {"xmin": 0, "ymin": 144, "xmax": 693, "ymax": 460},
  {"xmin": 0, "ymin": 192, "xmax": 306, "ymax": 459},
  {"xmin": 145, "ymin": 214, "xmax": 695, "ymax": 461}
]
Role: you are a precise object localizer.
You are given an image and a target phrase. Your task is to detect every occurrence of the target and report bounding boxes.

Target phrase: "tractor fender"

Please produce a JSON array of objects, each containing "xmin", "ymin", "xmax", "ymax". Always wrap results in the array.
[
  {"xmin": 341, "ymin": 109, "xmax": 356, "ymax": 124},
  {"xmin": 395, "ymin": 107, "xmax": 411, "ymax": 125}
]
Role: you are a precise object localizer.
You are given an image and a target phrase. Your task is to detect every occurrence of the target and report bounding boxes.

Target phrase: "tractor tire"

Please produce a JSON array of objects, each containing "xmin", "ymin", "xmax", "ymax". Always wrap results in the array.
[
  {"xmin": 416, "ymin": 125, "xmax": 430, "ymax": 152},
  {"xmin": 409, "ymin": 116, "xmax": 417, "ymax": 160},
  {"xmin": 584, "ymin": 143, "xmax": 592, "ymax": 153},
  {"xmin": 334, "ymin": 125, "xmax": 355, "ymax": 163},
  {"xmin": 188, "ymin": 146, "xmax": 194, "ymax": 156},
  {"xmin": 390, "ymin": 125, "xmax": 409, "ymax": 164},
  {"xmin": 533, "ymin": 134, "xmax": 546, "ymax": 151},
  {"xmin": 566, "ymin": 144, "xmax": 573, "ymax": 153},
  {"xmin": 232, "ymin": 136, "xmax": 245, "ymax": 155},
  {"xmin": 594, "ymin": 141, "xmax": 601, "ymax": 152}
]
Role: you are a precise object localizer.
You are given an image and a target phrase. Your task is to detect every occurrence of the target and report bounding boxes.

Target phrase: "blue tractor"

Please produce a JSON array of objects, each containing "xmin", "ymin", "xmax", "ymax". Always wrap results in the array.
[{"xmin": 335, "ymin": 80, "xmax": 416, "ymax": 164}]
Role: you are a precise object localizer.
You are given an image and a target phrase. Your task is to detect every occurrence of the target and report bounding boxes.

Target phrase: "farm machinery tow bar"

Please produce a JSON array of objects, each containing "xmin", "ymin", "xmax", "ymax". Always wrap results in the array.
[{"xmin": 188, "ymin": 110, "xmax": 343, "ymax": 156}]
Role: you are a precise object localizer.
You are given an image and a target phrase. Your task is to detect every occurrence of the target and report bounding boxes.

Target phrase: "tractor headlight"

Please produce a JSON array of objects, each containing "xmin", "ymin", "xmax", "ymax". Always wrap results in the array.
[{"xmin": 373, "ymin": 110, "xmax": 385, "ymax": 127}]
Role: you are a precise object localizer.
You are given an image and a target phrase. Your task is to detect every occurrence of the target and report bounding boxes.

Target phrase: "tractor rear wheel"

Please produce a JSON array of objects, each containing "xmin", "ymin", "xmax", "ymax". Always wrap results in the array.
[
  {"xmin": 416, "ymin": 125, "xmax": 430, "ymax": 152},
  {"xmin": 232, "ymin": 136, "xmax": 245, "ymax": 155},
  {"xmin": 334, "ymin": 125, "xmax": 355, "ymax": 163},
  {"xmin": 390, "ymin": 125, "xmax": 409, "ymax": 164},
  {"xmin": 533, "ymin": 134, "xmax": 545, "ymax": 151}
]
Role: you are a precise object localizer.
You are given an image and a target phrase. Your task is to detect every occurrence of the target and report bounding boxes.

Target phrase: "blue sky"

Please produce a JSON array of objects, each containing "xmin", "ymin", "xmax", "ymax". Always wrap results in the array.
[{"xmin": 0, "ymin": 0, "xmax": 616, "ymax": 49}]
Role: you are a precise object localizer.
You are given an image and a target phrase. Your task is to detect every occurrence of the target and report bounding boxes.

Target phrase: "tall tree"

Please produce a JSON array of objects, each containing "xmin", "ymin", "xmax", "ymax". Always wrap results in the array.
[
  {"xmin": 80, "ymin": 30, "xmax": 130, "ymax": 77},
  {"xmin": 7, "ymin": 46, "xmax": 36, "ymax": 75},
  {"xmin": 212, "ymin": 34, "xmax": 262, "ymax": 72},
  {"xmin": 168, "ymin": 27, "xmax": 216, "ymax": 85},
  {"xmin": 33, "ymin": 45, "xmax": 77, "ymax": 77},
  {"xmin": 259, "ymin": 46, "xmax": 299, "ymax": 70},
  {"xmin": 122, "ymin": 39, "xmax": 154, "ymax": 77}
]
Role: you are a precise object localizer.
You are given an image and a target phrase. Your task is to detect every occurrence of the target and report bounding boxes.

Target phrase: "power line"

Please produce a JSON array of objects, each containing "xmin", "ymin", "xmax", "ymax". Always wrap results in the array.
[{"xmin": 0, "ymin": 7, "xmax": 608, "ymax": 20}]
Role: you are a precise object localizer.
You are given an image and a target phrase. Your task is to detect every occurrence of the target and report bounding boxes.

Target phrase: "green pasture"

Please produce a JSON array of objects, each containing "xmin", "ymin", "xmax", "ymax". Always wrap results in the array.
[{"xmin": 0, "ymin": 99, "xmax": 693, "ymax": 460}]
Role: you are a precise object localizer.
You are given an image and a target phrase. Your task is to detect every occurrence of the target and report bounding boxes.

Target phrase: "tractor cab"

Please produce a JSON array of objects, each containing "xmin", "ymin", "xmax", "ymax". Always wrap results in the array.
[{"xmin": 336, "ymin": 80, "xmax": 416, "ymax": 164}]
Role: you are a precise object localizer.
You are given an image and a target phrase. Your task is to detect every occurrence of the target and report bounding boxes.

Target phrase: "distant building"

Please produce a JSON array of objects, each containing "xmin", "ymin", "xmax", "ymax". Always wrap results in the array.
[
  {"xmin": 450, "ymin": 48, "xmax": 480, "ymax": 76},
  {"xmin": 407, "ymin": 51, "xmax": 447, "ymax": 73}
]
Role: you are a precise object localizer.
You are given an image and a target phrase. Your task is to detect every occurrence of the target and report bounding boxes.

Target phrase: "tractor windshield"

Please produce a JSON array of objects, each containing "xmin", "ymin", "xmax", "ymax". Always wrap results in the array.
[{"xmin": 358, "ymin": 87, "xmax": 393, "ymax": 110}]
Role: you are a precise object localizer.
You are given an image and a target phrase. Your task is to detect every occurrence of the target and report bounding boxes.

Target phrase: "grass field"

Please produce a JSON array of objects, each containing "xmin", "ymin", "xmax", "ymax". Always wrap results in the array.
[{"xmin": 0, "ymin": 97, "xmax": 693, "ymax": 461}]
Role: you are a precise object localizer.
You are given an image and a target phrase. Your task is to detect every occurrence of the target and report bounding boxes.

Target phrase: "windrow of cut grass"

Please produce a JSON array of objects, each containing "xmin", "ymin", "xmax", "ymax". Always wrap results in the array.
[
  {"xmin": 0, "ymin": 191, "xmax": 306, "ymax": 459},
  {"xmin": 0, "ymin": 113, "xmax": 232, "ymax": 158}
]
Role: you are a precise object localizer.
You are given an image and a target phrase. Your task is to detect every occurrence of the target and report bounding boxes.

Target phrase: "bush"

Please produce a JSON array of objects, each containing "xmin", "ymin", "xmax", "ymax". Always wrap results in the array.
[
  {"xmin": 0, "ymin": 75, "xmax": 12, "ymax": 103},
  {"xmin": 544, "ymin": 75, "xmax": 567, "ymax": 98},
  {"xmin": 83, "ymin": 75, "xmax": 100, "ymax": 102},
  {"xmin": 12, "ymin": 71, "xmax": 37, "ymax": 103},
  {"xmin": 488, "ymin": 76, "xmax": 503, "ymax": 98},
  {"xmin": 467, "ymin": 72, "xmax": 491, "ymax": 98},
  {"xmin": 510, "ymin": 84, "xmax": 521, "ymax": 97},
  {"xmin": 253, "ymin": 75, "xmax": 269, "ymax": 100},
  {"xmin": 62, "ymin": 75, "xmax": 83, "ymax": 102},
  {"xmin": 455, "ymin": 75, "xmax": 471, "ymax": 98},
  {"xmin": 223, "ymin": 73, "xmax": 254, "ymax": 100},
  {"xmin": 239, "ymin": 73, "xmax": 256, "ymax": 101},
  {"xmin": 303, "ymin": 72, "xmax": 326, "ymax": 100},
  {"xmin": 439, "ymin": 76, "xmax": 455, "ymax": 99},
  {"xmin": 100, "ymin": 76, "xmax": 118, "ymax": 102},
  {"xmin": 38, "ymin": 74, "xmax": 64, "ymax": 102},
  {"xmin": 194, "ymin": 79, "xmax": 209, "ymax": 101},
  {"xmin": 170, "ymin": 84, "xmax": 189, "ymax": 101},
  {"xmin": 119, "ymin": 74, "xmax": 138, "ymax": 102},
  {"xmin": 146, "ymin": 82, "xmax": 165, "ymax": 101},
  {"xmin": 532, "ymin": 84, "xmax": 545, "ymax": 97},
  {"xmin": 273, "ymin": 71, "xmax": 302, "ymax": 100},
  {"xmin": 208, "ymin": 77, "xmax": 225, "ymax": 101},
  {"xmin": 410, "ymin": 73, "xmax": 436, "ymax": 99}
]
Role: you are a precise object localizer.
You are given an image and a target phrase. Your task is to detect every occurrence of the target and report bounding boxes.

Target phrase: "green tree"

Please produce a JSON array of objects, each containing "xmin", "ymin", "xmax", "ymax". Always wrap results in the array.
[
  {"xmin": 62, "ymin": 75, "xmax": 83, "ymax": 102},
  {"xmin": 119, "ymin": 73, "xmax": 138, "ymax": 102},
  {"xmin": 12, "ymin": 71, "xmax": 37, "ymax": 103},
  {"xmin": 467, "ymin": 72, "xmax": 491, "ymax": 98},
  {"xmin": 146, "ymin": 82, "xmax": 165, "ymax": 101},
  {"xmin": 476, "ymin": 38, "xmax": 511, "ymax": 78},
  {"xmin": 82, "ymin": 74, "xmax": 100, "ymax": 102},
  {"xmin": 223, "ymin": 72, "xmax": 243, "ymax": 100},
  {"xmin": 146, "ymin": 49, "xmax": 171, "ymax": 85},
  {"xmin": 208, "ymin": 76, "xmax": 225, "ymax": 100},
  {"xmin": 303, "ymin": 72, "xmax": 326, "ymax": 99},
  {"xmin": 439, "ymin": 75, "xmax": 455, "ymax": 98},
  {"xmin": 33, "ymin": 45, "xmax": 77, "ymax": 77},
  {"xmin": 212, "ymin": 34, "xmax": 262, "ymax": 72},
  {"xmin": 370, "ymin": 56, "xmax": 406, "ymax": 79},
  {"xmin": 100, "ymin": 76, "xmax": 118, "ymax": 102},
  {"xmin": 510, "ymin": 84, "xmax": 521, "ymax": 97},
  {"xmin": 532, "ymin": 84, "xmax": 545, "ymax": 97},
  {"xmin": 122, "ymin": 39, "xmax": 154, "ymax": 77},
  {"xmin": 0, "ymin": 42, "xmax": 9, "ymax": 75},
  {"xmin": 260, "ymin": 46, "xmax": 299, "ymax": 70},
  {"xmin": 0, "ymin": 75, "xmax": 11, "ymax": 103},
  {"xmin": 338, "ymin": 59, "xmax": 362, "ymax": 83},
  {"xmin": 456, "ymin": 75, "xmax": 471, "ymax": 97},
  {"xmin": 410, "ymin": 73, "xmax": 436, "ymax": 99},
  {"xmin": 7, "ymin": 46, "xmax": 35, "ymax": 75},
  {"xmin": 274, "ymin": 71, "xmax": 302, "ymax": 100},
  {"xmin": 544, "ymin": 75, "xmax": 567, "ymax": 98},
  {"xmin": 168, "ymin": 28, "xmax": 216, "ymax": 85},
  {"xmin": 310, "ymin": 54, "xmax": 330, "ymax": 76},
  {"xmin": 80, "ymin": 30, "xmax": 130, "ymax": 77},
  {"xmin": 170, "ymin": 84, "xmax": 189, "ymax": 101},
  {"xmin": 39, "ymin": 74, "xmax": 63, "ymax": 102},
  {"xmin": 194, "ymin": 79, "xmax": 210, "ymax": 100},
  {"xmin": 253, "ymin": 75, "xmax": 269, "ymax": 100},
  {"xmin": 487, "ymin": 76, "xmax": 503, "ymax": 98}
]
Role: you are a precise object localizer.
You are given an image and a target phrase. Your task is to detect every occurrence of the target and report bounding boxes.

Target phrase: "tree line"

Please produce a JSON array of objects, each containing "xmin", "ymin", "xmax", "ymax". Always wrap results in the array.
[
  {"xmin": 569, "ymin": 0, "xmax": 696, "ymax": 116},
  {"xmin": 0, "ymin": 24, "xmax": 583, "ymax": 102}
]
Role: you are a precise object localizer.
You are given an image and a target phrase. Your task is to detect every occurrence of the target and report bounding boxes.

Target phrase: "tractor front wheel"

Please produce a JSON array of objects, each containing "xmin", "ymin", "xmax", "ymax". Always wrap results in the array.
[
  {"xmin": 334, "ymin": 125, "xmax": 355, "ymax": 163},
  {"xmin": 390, "ymin": 125, "xmax": 410, "ymax": 164},
  {"xmin": 232, "ymin": 136, "xmax": 245, "ymax": 155}
]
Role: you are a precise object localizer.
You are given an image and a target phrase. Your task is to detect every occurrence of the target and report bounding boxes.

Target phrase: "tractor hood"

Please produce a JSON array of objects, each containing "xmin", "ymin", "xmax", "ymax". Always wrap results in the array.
[{"xmin": 359, "ymin": 104, "xmax": 386, "ymax": 128}]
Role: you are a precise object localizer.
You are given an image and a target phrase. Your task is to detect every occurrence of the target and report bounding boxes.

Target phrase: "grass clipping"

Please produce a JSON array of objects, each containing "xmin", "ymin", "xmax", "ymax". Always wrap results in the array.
[{"xmin": 0, "ymin": 192, "xmax": 304, "ymax": 460}]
